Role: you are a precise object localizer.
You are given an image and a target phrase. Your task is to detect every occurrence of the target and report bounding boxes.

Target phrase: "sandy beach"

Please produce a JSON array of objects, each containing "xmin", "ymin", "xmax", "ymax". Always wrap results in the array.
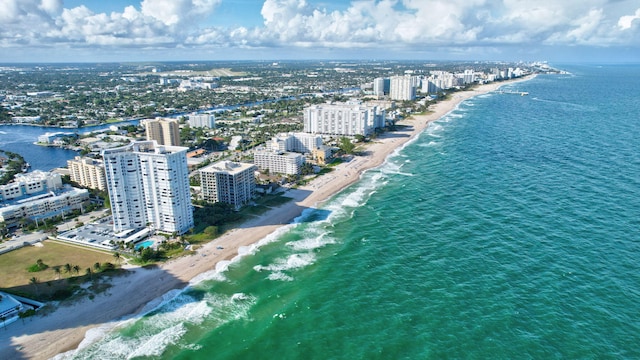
[{"xmin": 0, "ymin": 77, "xmax": 530, "ymax": 360}]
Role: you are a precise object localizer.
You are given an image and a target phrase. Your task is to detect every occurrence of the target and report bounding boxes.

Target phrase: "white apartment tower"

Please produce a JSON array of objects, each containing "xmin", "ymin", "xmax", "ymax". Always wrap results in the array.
[
  {"xmin": 145, "ymin": 118, "xmax": 181, "ymax": 146},
  {"xmin": 102, "ymin": 141, "xmax": 194, "ymax": 235},
  {"xmin": 266, "ymin": 132, "xmax": 323, "ymax": 154},
  {"xmin": 303, "ymin": 104, "xmax": 382, "ymax": 136},
  {"xmin": 199, "ymin": 161, "xmax": 256, "ymax": 209},
  {"xmin": 253, "ymin": 151, "xmax": 305, "ymax": 175},
  {"xmin": 389, "ymin": 76, "xmax": 416, "ymax": 101},
  {"xmin": 188, "ymin": 113, "xmax": 215, "ymax": 129},
  {"xmin": 67, "ymin": 156, "xmax": 107, "ymax": 191}
]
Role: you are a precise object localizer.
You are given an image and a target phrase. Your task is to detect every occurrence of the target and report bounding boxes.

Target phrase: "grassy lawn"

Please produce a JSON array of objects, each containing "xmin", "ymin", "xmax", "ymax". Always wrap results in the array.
[{"xmin": 0, "ymin": 241, "xmax": 118, "ymax": 300}]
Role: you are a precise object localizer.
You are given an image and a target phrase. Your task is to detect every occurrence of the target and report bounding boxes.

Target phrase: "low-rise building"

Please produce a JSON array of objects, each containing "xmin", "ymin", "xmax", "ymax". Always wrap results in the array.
[
  {"xmin": 0, "ymin": 171, "xmax": 63, "ymax": 202},
  {"xmin": 0, "ymin": 188, "xmax": 89, "ymax": 227}
]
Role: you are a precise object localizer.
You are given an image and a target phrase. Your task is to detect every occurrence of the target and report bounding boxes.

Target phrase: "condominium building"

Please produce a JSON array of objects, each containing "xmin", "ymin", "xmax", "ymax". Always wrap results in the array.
[
  {"xmin": 0, "ymin": 170, "xmax": 63, "ymax": 202},
  {"xmin": 389, "ymin": 76, "xmax": 417, "ymax": 101},
  {"xmin": 188, "ymin": 113, "xmax": 216, "ymax": 129},
  {"xmin": 199, "ymin": 161, "xmax": 256, "ymax": 209},
  {"xmin": 0, "ymin": 188, "xmax": 89, "ymax": 226},
  {"xmin": 102, "ymin": 141, "xmax": 193, "ymax": 235},
  {"xmin": 67, "ymin": 156, "xmax": 107, "ymax": 191},
  {"xmin": 303, "ymin": 104, "xmax": 384, "ymax": 136},
  {"xmin": 144, "ymin": 118, "xmax": 181, "ymax": 146},
  {"xmin": 265, "ymin": 132, "xmax": 323, "ymax": 154},
  {"xmin": 373, "ymin": 77, "xmax": 390, "ymax": 97},
  {"xmin": 253, "ymin": 151, "xmax": 305, "ymax": 175}
]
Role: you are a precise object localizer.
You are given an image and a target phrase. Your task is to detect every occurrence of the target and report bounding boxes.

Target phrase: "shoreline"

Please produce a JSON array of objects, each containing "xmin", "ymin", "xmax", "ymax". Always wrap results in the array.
[{"xmin": 0, "ymin": 76, "xmax": 535, "ymax": 360}]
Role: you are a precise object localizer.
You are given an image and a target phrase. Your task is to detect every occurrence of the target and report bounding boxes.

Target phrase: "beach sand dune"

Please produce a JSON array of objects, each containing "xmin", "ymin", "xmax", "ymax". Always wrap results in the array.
[{"xmin": 0, "ymin": 78, "xmax": 530, "ymax": 360}]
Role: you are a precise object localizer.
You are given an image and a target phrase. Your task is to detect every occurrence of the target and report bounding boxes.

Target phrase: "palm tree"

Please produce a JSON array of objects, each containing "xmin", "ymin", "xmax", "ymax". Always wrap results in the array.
[
  {"xmin": 73, "ymin": 265, "xmax": 81, "ymax": 275},
  {"xmin": 85, "ymin": 268, "xmax": 92, "ymax": 280},
  {"xmin": 53, "ymin": 266, "xmax": 61, "ymax": 280},
  {"xmin": 29, "ymin": 277, "xmax": 39, "ymax": 297},
  {"xmin": 64, "ymin": 263, "xmax": 72, "ymax": 276},
  {"xmin": 113, "ymin": 252, "xmax": 121, "ymax": 265},
  {"xmin": 93, "ymin": 262, "xmax": 101, "ymax": 272}
]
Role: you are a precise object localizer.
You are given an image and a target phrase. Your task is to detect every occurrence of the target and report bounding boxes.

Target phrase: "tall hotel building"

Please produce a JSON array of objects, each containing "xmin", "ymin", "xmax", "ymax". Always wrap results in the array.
[
  {"xmin": 389, "ymin": 76, "xmax": 417, "ymax": 101},
  {"xmin": 199, "ymin": 161, "xmax": 256, "ymax": 209},
  {"xmin": 67, "ymin": 156, "xmax": 107, "ymax": 191},
  {"xmin": 303, "ymin": 104, "xmax": 384, "ymax": 136},
  {"xmin": 145, "ymin": 118, "xmax": 181, "ymax": 146},
  {"xmin": 102, "ymin": 141, "xmax": 194, "ymax": 235}
]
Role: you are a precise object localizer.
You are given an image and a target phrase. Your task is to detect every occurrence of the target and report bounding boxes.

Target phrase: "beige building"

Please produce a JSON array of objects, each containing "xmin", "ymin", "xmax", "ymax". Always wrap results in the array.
[
  {"xmin": 145, "ymin": 118, "xmax": 180, "ymax": 146},
  {"xmin": 200, "ymin": 161, "xmax": 256, "ymax": 209},
  {"xmin": 67, "ymin": 156, "xmax": 107, "ymax": 191}
]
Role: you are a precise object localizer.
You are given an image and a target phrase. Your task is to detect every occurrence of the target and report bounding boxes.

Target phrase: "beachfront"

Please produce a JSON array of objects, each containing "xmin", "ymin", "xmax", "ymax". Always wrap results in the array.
[{"xmin": 0, "ymin": 77, "xmax": 531, "ymax": 360}]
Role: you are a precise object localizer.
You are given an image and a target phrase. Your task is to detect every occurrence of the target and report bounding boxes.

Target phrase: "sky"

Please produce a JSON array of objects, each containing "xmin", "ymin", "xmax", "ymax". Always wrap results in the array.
[{"xmin": 1, "ymin": 0, "xmax": 639, "ymax": 63}]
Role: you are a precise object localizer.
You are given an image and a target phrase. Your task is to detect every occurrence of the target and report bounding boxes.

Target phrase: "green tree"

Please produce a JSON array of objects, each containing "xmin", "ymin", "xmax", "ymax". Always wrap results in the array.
[
  {"xmin": 338, "ymin": 137, "xmax": 355, "ymax": 154},
  {"xmin": 73, "ymin": 265, "xmax": 81, "ymax": 275},
  {"xmin": 53, "ymin": 266, "xmax": 61, "ymax": 280}
]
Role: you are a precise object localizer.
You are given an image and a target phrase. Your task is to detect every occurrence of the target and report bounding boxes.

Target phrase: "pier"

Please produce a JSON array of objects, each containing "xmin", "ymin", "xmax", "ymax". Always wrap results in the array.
[{"xmin": 497, "ymin": 90, "xmax": 529, "ymax": 96}]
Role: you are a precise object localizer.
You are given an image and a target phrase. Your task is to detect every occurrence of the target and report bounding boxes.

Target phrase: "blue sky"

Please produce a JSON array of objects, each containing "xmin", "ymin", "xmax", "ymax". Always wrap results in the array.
[{"xmin": 1, "ymin": 0, "xmax": 639, "ymax": 63}]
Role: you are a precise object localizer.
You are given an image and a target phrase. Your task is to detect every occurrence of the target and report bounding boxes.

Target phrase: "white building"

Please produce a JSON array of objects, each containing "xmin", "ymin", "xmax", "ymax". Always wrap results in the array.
[
  {"xmin": 0, "ymin": 292, "xmax": 24, "ymax": 326},
  {"xmin": 199, "ymin": 161, "xmax": 256, "ymax": 209},
  {"xmin": 303, "ymin": 104, "xmax": 384, "ymax": 136},
  {"xmin": 266, "ymin": 132, "xmax": 323, "ymax": 154},
  {"xmin": 373, "ymin": 77, "xmax": 389, "ymax": 97},
  {"xmin": 253, "ymin": 151, "xmax": 305, "ymax": 175},
  {"xmin": 0, "ymin": 188, "xmax": 89, "ymax": 226},
  {"xmin": 102, "ymin": 141, "xmax": 194, "ymax": 235},
  {"xmin": 389, "ymin": 76, "xmax": 417, "ymax": 101},
  {"xmin": 67, "ymin": 156, "xmax": 107, "ymax": 191},
  {"xmin": 188, "ymin": 113, "xmax": 215, "ymax": 129},
  {"xmin": 0, "ymin": 171, "xmax": 63, "ymax": 202}
]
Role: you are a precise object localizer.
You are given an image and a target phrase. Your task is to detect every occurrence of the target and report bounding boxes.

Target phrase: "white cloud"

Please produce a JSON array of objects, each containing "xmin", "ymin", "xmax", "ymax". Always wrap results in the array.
[
  {"xmin": 141, "ymin": 0, "xmax": 221, "ymax": 26},
  {"xmin": 0, "ymin": 0, "xmax": 639, "ymax": 59},
  {"xmin": 618, "ymin": 8, "xmax": 640, "ymax": 30}
]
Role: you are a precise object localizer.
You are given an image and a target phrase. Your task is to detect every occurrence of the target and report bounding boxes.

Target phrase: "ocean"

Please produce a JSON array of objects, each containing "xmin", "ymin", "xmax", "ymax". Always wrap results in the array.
[{"xmin": 67, "ymin": 64, "xmax": 640, "ymax": 359}]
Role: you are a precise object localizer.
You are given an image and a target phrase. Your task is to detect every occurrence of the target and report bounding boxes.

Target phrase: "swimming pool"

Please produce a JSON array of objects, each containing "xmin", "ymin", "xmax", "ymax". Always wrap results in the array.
[{"xmin": 134, "ymin": 240, "xmax": 154, "ymax": 250}]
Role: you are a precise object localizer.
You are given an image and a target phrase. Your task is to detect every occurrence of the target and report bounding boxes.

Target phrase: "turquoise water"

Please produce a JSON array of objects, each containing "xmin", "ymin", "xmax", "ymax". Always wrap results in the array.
[
  {"xmin": 135, "ymin": 240, "xmax": 155, "ymax": 250},
  {"xmin": 68, "ymin": 64, "xmax": 640, "ymax": 359}
]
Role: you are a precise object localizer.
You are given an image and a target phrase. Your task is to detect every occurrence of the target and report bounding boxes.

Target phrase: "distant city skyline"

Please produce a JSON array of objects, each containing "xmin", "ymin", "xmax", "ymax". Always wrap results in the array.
[{"xmin": 1, "ymin": 0, "xmax": 639, "ymax": 63}]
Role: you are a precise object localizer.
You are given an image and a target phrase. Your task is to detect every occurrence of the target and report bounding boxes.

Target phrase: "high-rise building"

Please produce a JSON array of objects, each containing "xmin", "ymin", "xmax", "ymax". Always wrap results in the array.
[
  {"xmin": 188, "ymin": 113, "xmax": 215, "ymax": 129},
  {"xmin": 265, "ymin": 132, "xmax": 323, "ymax": 154},
  {"xmin": 389, "ymin": 76, "xmax": 417, "ymax": 101},
  {"xmin": 373, "ymin": 77, "xmax": 390, "ymax": 97},
  {"xmin": 253, "ymin": 151, "xmax": 305, "ymax": 175},
  {"xmin": 102, "ymin": 141, "xmax": 193, "ymax": 235},
  {"xmin": 67, "ymin": 156, "xmax": 107, "ymax": 191},
  {"xmin": 199, "ymin": 161, "xmax": 256, "ymax": 209},
  {"xmin": 303, "ymin": 104, "xmax": 382, "ymax": 136},
  {"xmin": 145, "ymin": 118, "xmax": 181, "ymax": 146}
]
